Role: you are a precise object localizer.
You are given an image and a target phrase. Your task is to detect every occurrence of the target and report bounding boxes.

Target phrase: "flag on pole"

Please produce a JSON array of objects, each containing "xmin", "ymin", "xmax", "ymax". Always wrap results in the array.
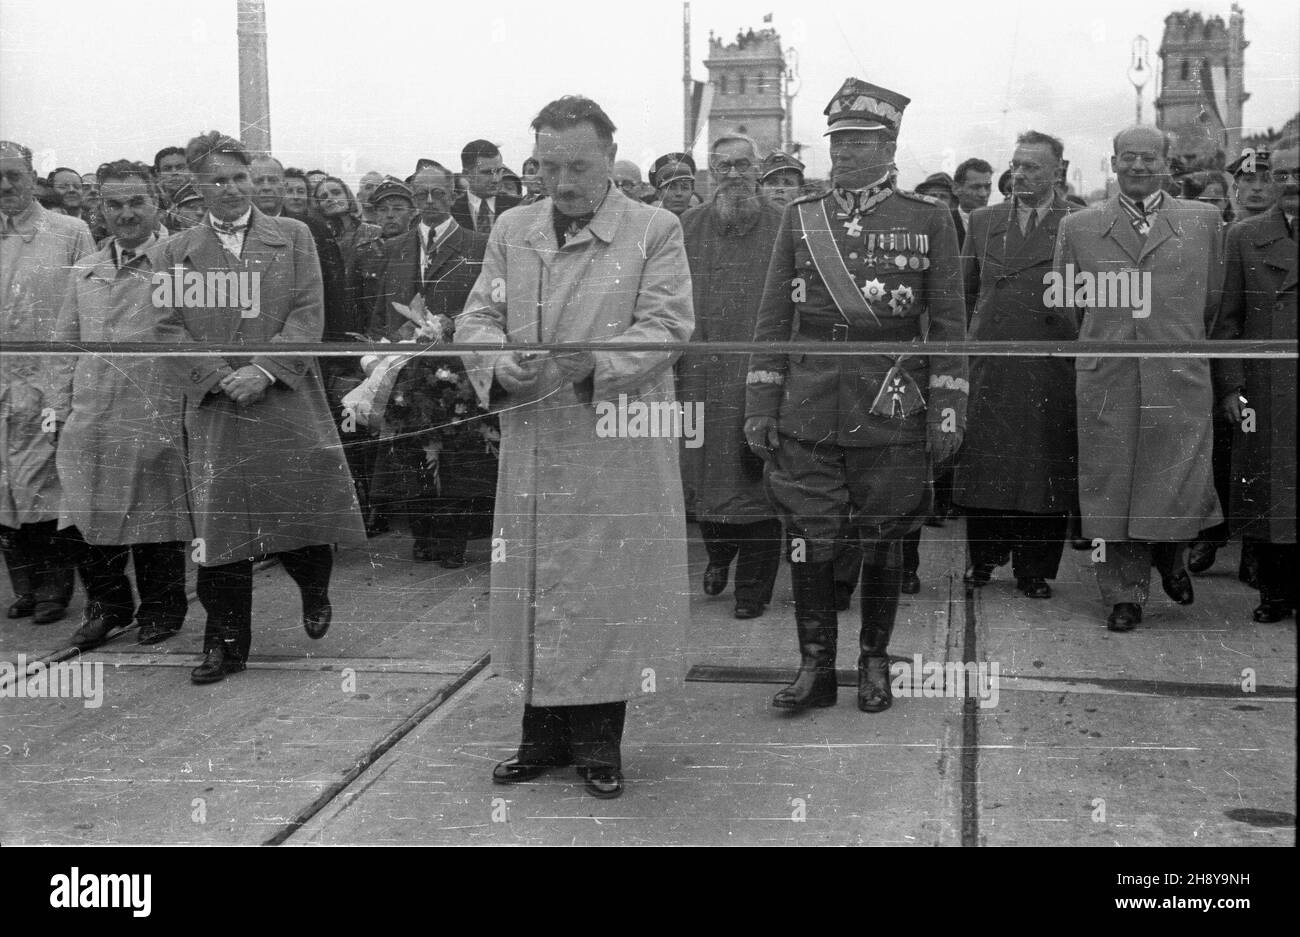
[{"xmin": 763, "ymin": 12, "xmax": 773, "ymax": 22}]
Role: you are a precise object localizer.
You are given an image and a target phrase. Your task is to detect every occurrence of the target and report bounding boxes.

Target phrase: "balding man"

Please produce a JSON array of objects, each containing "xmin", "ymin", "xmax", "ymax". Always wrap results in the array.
[
  {"xmin": 1054, "ymin": 125, "xmax": 1223, "ymax": 632},
  {"xmin": 611, "ymin": 160, "xmax": 644, "ymax": 201}
]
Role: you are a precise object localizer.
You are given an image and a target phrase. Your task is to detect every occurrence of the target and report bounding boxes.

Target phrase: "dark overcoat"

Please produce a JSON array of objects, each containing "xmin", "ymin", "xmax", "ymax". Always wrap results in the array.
[
  {"xmin": 1211, "ymin": 206, "xmax": 1296, "ymax": 544},
  {"xmin": 953, "ymin": 195, "xmax": 1079, "ymax": 514}
]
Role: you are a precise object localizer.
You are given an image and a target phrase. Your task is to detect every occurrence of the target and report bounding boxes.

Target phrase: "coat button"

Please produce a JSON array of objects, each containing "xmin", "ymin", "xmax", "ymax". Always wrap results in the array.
[
  {"xmin": 849, "ymin": 252, "xmax": 858, "ymax": 259},
  {"xmin": 190, "ymin": 369, "xmax": 200, "ymax": 380}
]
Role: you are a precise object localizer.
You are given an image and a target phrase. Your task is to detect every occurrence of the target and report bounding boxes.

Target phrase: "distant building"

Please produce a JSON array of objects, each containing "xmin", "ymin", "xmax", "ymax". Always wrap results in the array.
[
  {"xmin": 704, "ymin": 27, "xmax": 787, "ymax": 156},
  {"xmin": 1154, "ymin": 6, "xmax": 1248, "ymax": 170}
]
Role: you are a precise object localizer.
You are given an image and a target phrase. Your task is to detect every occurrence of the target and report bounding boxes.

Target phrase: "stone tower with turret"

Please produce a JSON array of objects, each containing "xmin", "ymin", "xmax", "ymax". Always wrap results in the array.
[
  {"xmin": 1155, "ymin": 5, "xmax": 1249, "ymax": 169},
  {"xmin": 704, "ymin": 27, "xmax": 787, "ymax": 155}
]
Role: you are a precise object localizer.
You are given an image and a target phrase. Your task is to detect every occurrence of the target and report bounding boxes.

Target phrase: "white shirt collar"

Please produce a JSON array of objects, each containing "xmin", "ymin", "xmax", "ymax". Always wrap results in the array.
[
  {"xmin": 465, "ymin": 191, "xmax": 494, "ymax": 215},
  {"xmin": 419, "ymin": 217, "xmax": 454, "ymax": 250},
  {"xmin": 1016, "ymin": 196, "xmax": 1052, "ymax": 222},
  {"xmin": 958, "ymin": 207, "xmax": 971, "ymax": 228},
  {"xmin": 114, "ymin": 232, "xmax": 158, "ymax": 267},
  {"xmin": 208, "ymin": 207, "xmax": 253, "ymax": 229}
]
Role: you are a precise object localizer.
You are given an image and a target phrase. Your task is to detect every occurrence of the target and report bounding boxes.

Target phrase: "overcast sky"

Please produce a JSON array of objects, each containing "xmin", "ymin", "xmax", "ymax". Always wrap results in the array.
[{"xmin": 2, "ymin": 0, "xmax": 1296, "ymax": 195}]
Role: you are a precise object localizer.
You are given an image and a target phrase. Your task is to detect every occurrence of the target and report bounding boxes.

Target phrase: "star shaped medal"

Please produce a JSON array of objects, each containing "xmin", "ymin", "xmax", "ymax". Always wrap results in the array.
[
  {"xmin": 862, "ymin": 278, "xmax": 887, "ymax": 303},
  {"xmin": 889, "ymin": 285, "xmax": 915, "ymax": 315}
]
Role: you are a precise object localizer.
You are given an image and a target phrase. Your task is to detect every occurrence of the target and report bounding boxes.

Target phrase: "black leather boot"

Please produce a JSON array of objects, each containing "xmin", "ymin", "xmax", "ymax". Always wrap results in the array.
[
  {"xmin": 772, "ymin": 558, "xmax": 837, "ymax": 710},
  {"xmin": 858, "ymin": 563, "xmax": 901, "ymax": 713}
]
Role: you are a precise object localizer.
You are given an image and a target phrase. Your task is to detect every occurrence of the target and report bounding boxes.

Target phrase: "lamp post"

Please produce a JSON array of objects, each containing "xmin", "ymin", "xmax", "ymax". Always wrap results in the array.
[{"xmin": 1128, "ymin": 35, "xmax": 1151, "ymax": 125}]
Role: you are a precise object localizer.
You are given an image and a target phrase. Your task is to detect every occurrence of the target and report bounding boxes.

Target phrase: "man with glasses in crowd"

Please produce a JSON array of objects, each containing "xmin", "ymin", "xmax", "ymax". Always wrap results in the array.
[{"xmin": 1053, "ymin": 125, "xmax": 1223, "ymax": 633}]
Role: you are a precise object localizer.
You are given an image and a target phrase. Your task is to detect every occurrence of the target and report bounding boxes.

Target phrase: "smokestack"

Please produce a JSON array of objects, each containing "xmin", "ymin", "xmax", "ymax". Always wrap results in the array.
[{"xmin": 237, "ymin": 0, "xmax": 272, "ymax": 155}]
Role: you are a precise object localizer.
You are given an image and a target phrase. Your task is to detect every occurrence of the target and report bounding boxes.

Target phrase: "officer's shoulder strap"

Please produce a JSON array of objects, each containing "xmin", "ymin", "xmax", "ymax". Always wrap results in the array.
[{"xmin": 898, "ymin": 189, "xmax": 940, "ymax": 206}]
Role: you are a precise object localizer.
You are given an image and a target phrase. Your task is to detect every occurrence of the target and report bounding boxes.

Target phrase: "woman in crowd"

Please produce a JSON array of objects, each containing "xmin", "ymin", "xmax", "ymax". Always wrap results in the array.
[{"xmin": 313, "ymin": 175, "xmax": 380, "ymax": 287}]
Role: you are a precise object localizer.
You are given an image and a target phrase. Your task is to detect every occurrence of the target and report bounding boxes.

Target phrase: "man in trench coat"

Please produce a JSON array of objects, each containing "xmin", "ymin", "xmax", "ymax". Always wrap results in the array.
[
  {"xmin": 0, "ymin": 140, "xmax": 94, "ymax": 625},
  {"xmin": 55, "ymin": 160, "xmax": 193, "ymax": 650},
  {"xmin": 456, "ymin": 96, "xmax": 693, "ymax": 799},
  {"xmin": 156, "ymin": 132, "xmax": 367, "ymax": 684},
  {"xmin": 954, "ymin": 131, "xmax": 1080, "ymax": 599},
  {"xmin": 1054, "ymin": 125, "xmax": 1223, "ymax": 632},
  {"xmin": 1211, "ymin": 146, "xmax": 1298, "ymax": 622}
]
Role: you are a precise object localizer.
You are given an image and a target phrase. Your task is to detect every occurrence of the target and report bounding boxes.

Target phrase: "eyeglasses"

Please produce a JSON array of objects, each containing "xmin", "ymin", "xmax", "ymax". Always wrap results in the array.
[
  {"xmin": 710, "ymin": 158, "xmax": 753, "ymax": 175},
  {"xmin": 1115, "ymin": 152, "xmax": 1163, "ymax": 166},
  {"xmin": 615, "ymin": 179, "xmax": 640, "ymax": 192},
  {"xmin": 413, "ymin": 187, "xmax": 449, "ymax": 201}
]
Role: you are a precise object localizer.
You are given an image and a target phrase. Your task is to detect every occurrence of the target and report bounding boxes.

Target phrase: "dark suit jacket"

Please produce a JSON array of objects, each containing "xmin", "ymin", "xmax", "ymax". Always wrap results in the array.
[
  {"xmin": 356, "ymin": 219, "xmax": 487, "ymax": 340},
  {"xmin": 450, "ymin": 191, "xmax": 521, "ymax": 234},
  {"xmin": 951, "ymin": 207, "xmax": 966, "ymax": 247}
]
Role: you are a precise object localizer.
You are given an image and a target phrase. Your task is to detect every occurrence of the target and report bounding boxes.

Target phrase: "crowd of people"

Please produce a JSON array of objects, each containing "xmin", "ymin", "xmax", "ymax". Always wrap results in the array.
[{"xmin": 1, "ymin": 78, "xmax": 1294, "ymax": 798}]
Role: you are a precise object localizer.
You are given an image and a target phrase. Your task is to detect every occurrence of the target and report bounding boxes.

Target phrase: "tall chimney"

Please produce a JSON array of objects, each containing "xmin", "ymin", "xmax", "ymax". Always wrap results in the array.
[{"xmin": 237, "ymin": 0, "xmax": 272, "ymax": 155}]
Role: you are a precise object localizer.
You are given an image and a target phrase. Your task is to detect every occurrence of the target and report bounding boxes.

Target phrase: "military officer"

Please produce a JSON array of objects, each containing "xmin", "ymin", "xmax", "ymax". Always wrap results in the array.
[{"xmin": 745, "ymin": 78, "xmax": 967, "ymax": 713}]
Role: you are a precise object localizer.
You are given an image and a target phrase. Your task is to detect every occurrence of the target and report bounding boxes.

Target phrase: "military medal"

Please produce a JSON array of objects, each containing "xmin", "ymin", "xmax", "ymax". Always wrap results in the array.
[
  {"xmin": 908, "ymin": 256, "xmax": 920, "ymax": 269},
  {"xmin": 895, "ymin": 254, "xmax": 907, "ymax": 268},
  {"xmin": 861, "ymin": 277, "xmax": 888, "ymax": 303},
  {"xmin": 844, "ymin": 215, "xmax": 864, "ymax": 238},
  {"xmin": 889, "ymin": 284, "xmax": 915, "ymax": 315}
]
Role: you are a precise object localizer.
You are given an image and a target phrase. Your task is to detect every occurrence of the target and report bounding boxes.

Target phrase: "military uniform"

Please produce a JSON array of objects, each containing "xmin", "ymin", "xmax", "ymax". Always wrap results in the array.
[{"xmin": 745, "ymin": 78, "xmax": 967, "ymax": 712}]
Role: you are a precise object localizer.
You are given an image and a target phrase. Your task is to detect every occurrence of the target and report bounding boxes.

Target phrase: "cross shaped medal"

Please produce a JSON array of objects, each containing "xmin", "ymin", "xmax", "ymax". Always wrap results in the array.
[{"xmin": 844, "ymin": 215, "xmax": 864, "ymax": 238}]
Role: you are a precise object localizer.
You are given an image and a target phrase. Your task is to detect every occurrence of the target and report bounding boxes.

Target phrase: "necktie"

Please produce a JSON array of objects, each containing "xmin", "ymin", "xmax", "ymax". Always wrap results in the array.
[
  {"xmin": 120, "ymin": 248, "xmax": 136, "ymax": 268},
  {"xmin": 476, "ymin": 198, "xmax": 493, "ymax": 236},
  {"xmin": 1023, "ymin": 210, "xmax": 1038, "ymax": 237},
  {"xmin": 423, "ymin": 227, "xmax": 439, "ymax": 279}
]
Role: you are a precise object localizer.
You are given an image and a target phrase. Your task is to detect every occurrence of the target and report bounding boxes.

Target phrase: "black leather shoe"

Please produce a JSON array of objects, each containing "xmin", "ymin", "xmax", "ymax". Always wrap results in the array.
[
  {"xmin": 703, "ymin": 563, "xmax": 729, "ymax": 596},
  {"xmin": 7, "ymin": 593, "xmax": 35, "ymax": 619},
  {"xmin": 439, "ymin": 555, "xmax": 467, "ymax": 570},
  {"xmin": 492, "ymin": 757, "xmax": 562, "ymax": 784},
  {"xmin": 1071, "ymin": 537, "xmax": 1092, "ymax": 551},
  {"xmin": 33, "ymin": 601, "xmax": 68, "ymax": 624},
  {"xmin": 191, "ymin": 645, "xmax": 245, "ymax": 684},
  {"xmin": 1252, "ymin": 600, "xmax": 1291, "ymax": 623},
  {"xmin": 963, "ymin": 563, "xmax": 994, "ymax": 587},
  {"xmin": 303, "ymin": 599, "xmax": 332, "ymax": 639},
  {"xmin": 1160, "ymin": 570, "xmax": 1194, "ymax": 605},
  {"xmin": 578, "ymin": 766, "xmax": 624, "ymax": 799},
  {"xmin": 1016, "ymin": 577, "xmax": 1052, "ymax": 599},
  {"xmin": 899, "ymin": 572, "xmax": 921, "ymax": 595},
  {"xmin": 1106, "ymin": 602, "xmax": 1142, "ymax": 632},
  {"xmin": 69, "ymin": 615, "xmax": 125, "ymax": 651},
  {"xmin": 1186, "ymin": 540, "xmax": 1218, "ymax": 574},
  {"xmin": 857, "ymin": 656, "xmax": 893, "ymax": 713},
  {"xmin": 734, "ymin": 602, "xmax": 763, "ymax": 619},
  {"xmin": 137, "ymin": 621, "xmax": 182, "ymax": 645},
  {"xmin": 412, "ymin": 543, "xmax": 435, "ymax": 562}
]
